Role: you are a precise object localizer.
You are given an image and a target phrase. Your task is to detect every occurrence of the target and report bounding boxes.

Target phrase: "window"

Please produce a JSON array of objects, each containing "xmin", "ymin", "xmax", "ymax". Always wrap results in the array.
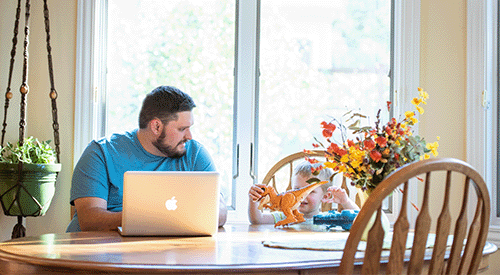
[
  {"xmin": 106, "ymin": 0, "xmax": 236, "ymax": 206},
  {"xmin": 75, "ymin": 0, "xmax": 420, "ymax": 222},
  {"xmin": 257, "ymin": 1, "xmax": 392, "ymax": 192}
]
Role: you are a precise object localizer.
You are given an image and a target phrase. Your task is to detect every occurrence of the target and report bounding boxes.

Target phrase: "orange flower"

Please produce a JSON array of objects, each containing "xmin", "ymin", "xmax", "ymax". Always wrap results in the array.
[
  {"xmin": 347, "ymin": 139, "xmax": 355, "ymax": 147},
  {"xmin": 305, "ymin": 157, "xmax": 319, "ymax": 164},
  {"xmin": 337, "ymin": 148, "xmax": 348, "ymax": 156},
  {"xmin": 322, "ymin": 129, "xmax": 333, "ymax": 138},
  {"xmin": 370, "ymin": 150, "xmax": 382, "ymax": 162},
  {"xmin": 364, "ymin": 139, "xmax": 376, "ymax": 151},
  {"xmin": 321, "ymin": 121, "xmax": 336, "ymax": 138},
  {"xmin": 385, "ymin": 126, "xmax": 393, "ymax": 136},
  {"xmin": 328, "ymin": 143, "xmax": 340, "ymax": 154},
  {"xmin": 375, "ymin": 136, "xmax": 387, "ymax": 147}
]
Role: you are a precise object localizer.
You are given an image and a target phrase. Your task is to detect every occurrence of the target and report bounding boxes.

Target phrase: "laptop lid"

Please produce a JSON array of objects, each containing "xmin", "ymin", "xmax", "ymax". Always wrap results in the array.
[{"xmin": 120, "ymin": 171, "xmax": 220, "ymax": 236}]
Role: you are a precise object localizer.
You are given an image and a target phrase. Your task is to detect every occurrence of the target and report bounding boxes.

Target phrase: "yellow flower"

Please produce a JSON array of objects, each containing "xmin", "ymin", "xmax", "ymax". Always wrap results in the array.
[
  {"xmin": 416, "ymin": 106, "xmax": 424, "ymax": 114},
  {"xmin": 323, "ymin": 161, "xmax": 337, "ymax": 169},
  {"xmin": 349, "ymin": 147, "xmax": 365, "ymax": 163},
  {"xmin": 405, "ymin": 111, "xmax": 415, "ymax": 119},
  {"xmin": 411, "ymin": 97, "xmax": 422, "ymax": 106},
  {"xmin": 351, "ymin": 160, "xmax": 361, "ymax": 169},
  {"xmin": 426, "ymin": 141, "xmax": 439, "ymax": 157},
  {"xmin": 437, "ymin": 136, "xmax": 440, "ymax": 140},
  {"xmin": 419, "ymin": 154, "xmax": 431, "ymax": 161},
  {"xmin": 418, "ymin": 88, "xmax": 429, "ymax": 100},
  {"xmin": 340, "ymin": 154, "xmax": 349, "ymax": 163},
  {"xmin": 410, "ymin": 117, "xmax": 418, "ymax": 124}
]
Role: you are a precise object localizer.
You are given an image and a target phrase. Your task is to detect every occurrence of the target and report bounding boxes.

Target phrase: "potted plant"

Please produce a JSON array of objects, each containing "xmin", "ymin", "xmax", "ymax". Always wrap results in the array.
[{"xmin": 0, "ymin": 136, "xmax": 61, "ymax": 217}]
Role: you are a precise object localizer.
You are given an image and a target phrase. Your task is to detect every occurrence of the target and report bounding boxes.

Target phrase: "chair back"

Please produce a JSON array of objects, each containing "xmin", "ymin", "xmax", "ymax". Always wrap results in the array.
[
  {"xmin": 338, "ymin": 157, "xmax": 490, "ymax": 274},
  {"xmin": 261, "ymin": 150, "xmax": 354, "ymax": 212}
]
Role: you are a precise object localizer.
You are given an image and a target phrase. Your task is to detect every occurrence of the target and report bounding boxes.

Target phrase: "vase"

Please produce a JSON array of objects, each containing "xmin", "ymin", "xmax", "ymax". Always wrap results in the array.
[
  {"xmin": 0, "ymin": 162, "xmax": 61, "ymax": 216},
  {"xmin": 356, "ymin": 187, "xmax": 390, "ymax": 241}
]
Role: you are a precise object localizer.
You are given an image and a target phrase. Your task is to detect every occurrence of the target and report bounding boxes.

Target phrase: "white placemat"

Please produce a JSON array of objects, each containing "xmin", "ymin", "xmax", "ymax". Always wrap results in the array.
[{"xmin": 262, "ymin": 232, "xmax": 456, "ymax": 251}]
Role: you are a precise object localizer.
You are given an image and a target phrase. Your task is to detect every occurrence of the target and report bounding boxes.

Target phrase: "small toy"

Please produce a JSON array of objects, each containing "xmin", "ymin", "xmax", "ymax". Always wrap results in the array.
[
  {"xmin": 313, "ymin": 209, "xmax": 359, "ymax": 231},
  {"xmin": 256, "ymin": 181, "xmax": 327, "ymax": 227}
]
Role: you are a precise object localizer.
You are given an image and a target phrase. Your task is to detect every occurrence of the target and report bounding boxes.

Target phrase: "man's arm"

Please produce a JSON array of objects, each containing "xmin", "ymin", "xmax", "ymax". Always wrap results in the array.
[{"xmin": 74, "ymin": 197, "xmax": 122, "ymax": 231}]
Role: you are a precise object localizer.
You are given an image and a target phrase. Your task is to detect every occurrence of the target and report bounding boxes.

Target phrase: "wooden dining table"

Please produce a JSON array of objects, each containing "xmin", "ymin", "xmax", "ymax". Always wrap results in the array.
[{"xmin": 0, "ymin": 223, "xmax": 497, "ymax": 274}]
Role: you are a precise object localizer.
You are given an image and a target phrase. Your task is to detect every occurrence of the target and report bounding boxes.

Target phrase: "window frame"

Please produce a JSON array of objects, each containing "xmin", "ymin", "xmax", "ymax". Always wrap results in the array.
[
  {"xmin": 467, "ymin": 0, "xmax": 499, "ymax": 243},
  {"xmin": 74, "ymin": 0, "xmax": 421, "ymax": 223}
]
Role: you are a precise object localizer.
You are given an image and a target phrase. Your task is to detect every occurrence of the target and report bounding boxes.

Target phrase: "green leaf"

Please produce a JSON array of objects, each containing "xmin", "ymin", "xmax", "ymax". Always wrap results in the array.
[
  {"xmin": 0, "ymin": 137, "xmax": 56, "ymax": 164},
  {"xmin": 348, "ymin": 120, "xmax": 360, "ymax": 129}
]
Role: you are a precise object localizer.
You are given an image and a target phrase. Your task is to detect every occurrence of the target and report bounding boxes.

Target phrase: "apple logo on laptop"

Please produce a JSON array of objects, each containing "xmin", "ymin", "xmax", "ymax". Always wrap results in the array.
[{"xmin": 165, "ymin": 196, "xmax": 178, "ymax": 210}]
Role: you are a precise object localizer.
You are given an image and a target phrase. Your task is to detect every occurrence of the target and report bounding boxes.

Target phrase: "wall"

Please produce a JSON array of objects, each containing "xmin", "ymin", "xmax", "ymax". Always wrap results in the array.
[
  {"xmin": 0, "ymin": 0, "xmax": 76, "ymax": 241},
  {"xmin": 420, "ymin": 1, "xmax": 500, "ymax": 273},
  {"xmin": 420, "ymin": 1, "xmax": 466, "ymax": 162},
  {"xmin": 418, "ymin": 0, "xmax": 468, "ymax": 236}
]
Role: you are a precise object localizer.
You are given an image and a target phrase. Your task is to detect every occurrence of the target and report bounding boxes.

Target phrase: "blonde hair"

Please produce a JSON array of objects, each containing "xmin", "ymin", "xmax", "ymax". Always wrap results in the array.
[{"xmin": 293, "ymin": 161, "xmax": 333, "ymax": 193}]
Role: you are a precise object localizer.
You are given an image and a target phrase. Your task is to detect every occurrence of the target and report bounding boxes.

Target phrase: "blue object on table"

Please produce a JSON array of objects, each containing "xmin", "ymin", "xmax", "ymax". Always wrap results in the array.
[{"xmin": 313, "ymin": 209, "xmax": 359, "ymax": 231}]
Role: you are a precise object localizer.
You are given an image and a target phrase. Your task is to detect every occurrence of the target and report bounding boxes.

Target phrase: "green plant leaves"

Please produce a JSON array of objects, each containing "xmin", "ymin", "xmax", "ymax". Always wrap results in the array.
[{"xmin": 0, "ymin": 137, "xmax": 57, "ymax": 164}]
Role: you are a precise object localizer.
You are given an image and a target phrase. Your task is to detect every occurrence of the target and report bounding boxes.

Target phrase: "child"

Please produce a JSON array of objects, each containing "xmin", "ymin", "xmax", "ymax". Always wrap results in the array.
[{"xmin": 248, "ymin": 161, "xmax": 359, "ymax": 225}]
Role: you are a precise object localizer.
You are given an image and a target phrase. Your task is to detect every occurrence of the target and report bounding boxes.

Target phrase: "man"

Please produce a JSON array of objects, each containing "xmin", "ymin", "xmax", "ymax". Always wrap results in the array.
[{"xmin": 66, "ymin": 86, "xmax": 227, "ymax": 232}]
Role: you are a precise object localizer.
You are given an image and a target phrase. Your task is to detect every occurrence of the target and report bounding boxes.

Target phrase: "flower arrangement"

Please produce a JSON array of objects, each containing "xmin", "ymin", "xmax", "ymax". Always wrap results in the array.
[{"xmin": 306, "ymin": 87, "xmax": 439, "ymax": 193}]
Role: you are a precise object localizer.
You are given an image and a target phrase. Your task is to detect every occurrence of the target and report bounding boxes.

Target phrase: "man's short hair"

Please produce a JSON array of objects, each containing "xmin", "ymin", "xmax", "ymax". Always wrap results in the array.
[{"xmin": 138, "ymin": 86, "xmax": 196, "ymax": 129}]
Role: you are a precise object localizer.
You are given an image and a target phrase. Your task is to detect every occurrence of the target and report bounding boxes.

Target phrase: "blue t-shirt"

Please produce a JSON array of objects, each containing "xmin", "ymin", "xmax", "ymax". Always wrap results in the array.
[{"xmin": 66, "ymin": 129, "xmax": 216, "ymax": 232}]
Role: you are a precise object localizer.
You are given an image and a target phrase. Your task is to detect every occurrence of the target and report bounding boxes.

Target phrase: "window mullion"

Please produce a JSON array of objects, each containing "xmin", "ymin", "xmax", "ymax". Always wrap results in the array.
[
  {"xmin": 74, "ymin": 0, "xmax": 107, "ymax": 165},
  {"xmin": 229, "ymin": 0, "xmax": 259, "ymax": 222}
]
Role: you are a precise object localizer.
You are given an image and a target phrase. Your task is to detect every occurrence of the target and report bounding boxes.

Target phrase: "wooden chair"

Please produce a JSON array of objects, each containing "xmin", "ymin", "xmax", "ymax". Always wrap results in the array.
[
  {"xmin": 261, "ymin": 150, "xmax": 353, "ymax": 212},
  {"xmin": 338, "ymin": 158, "xmax": 490, "ymax": 274}
]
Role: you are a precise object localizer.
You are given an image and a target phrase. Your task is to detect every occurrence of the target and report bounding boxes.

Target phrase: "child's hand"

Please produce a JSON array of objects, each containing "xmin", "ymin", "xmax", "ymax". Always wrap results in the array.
[
  {"xmin": 249, "ymin": 184, "xmax": 266, "ymax": 202},
  {"xmin": 322, "ymin": 186, "xmax": 349, "ymax": 205}
]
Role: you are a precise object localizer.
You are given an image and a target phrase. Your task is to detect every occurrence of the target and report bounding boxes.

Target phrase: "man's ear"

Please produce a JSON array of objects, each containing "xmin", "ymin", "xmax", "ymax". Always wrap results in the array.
[{"xmin": 149, "ymin": 118, "xmax": 163, "ymax": 136}]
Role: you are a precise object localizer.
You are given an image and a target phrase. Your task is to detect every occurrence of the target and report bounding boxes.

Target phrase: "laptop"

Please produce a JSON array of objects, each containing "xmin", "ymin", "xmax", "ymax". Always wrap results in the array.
[{"xmin": 118, "ymin": 171, "xmax": 220, "ymax": 236}]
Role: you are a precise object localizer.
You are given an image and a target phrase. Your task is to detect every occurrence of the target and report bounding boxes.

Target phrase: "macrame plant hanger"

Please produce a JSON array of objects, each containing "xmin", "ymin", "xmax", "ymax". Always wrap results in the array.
[{"xmin": 0, "ymin": 0, "xmax": 61, "ymax": 239}]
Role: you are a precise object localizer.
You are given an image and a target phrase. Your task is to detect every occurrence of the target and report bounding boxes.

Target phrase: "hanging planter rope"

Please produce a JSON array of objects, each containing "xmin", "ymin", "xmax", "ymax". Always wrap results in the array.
[{"xmin": 0, "ymin": 0, "xmax": 61, "ymax": 239}]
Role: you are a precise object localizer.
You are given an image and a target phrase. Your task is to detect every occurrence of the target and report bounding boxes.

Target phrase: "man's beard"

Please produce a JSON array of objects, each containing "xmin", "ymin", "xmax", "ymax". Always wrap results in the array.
[{"xmin": 152, "ymin": 130, "xmax": 187, "ymax": 158}]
